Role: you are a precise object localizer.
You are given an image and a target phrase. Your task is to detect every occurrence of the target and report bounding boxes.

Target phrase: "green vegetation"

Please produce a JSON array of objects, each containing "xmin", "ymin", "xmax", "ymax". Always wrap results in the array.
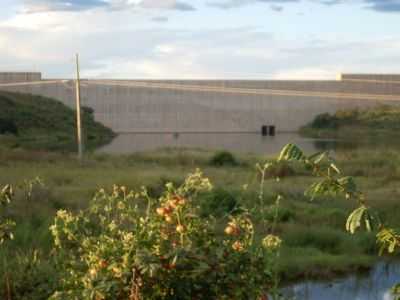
[
  {"xmin": 1, "ymin": 142, "xmax": 400, "ymax": 298},
  {"xmin": 2, "ymin": 90, "xmax": 400, "ymax": 299},
  {"xmin": 49, "ymin": 170, "xmax": 279, "ymax": 299},
  {"xmin": 301, "ymin": 105, "xmax": 400, "ymax": 140},
  {"xmin": 209, "ymin": 150, "xmax": 239, "ymax": 167},
  {"xmin": 0, "ymin": 91, "xmax": 115, "ymax": 151}
]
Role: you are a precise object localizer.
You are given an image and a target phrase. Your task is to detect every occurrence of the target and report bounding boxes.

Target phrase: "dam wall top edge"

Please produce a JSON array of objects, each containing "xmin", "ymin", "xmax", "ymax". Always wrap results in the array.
[
  {"xmin": 341, "ymin": 74, "xmax": 400, "ymax": 82},
  {"xmin": 0, "ymin": 72, "xmax": 42, "ymax": 83}
]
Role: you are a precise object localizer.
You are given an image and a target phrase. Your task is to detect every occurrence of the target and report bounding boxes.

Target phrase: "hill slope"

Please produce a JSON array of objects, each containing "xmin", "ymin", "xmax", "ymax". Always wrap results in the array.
[
  {"xmin": 301, "ymin": 105, "xmax": 400, "ymax": 139},
  {"xmin": 0, "ymin": 91, "xmax": 115, "ymax": 151}
]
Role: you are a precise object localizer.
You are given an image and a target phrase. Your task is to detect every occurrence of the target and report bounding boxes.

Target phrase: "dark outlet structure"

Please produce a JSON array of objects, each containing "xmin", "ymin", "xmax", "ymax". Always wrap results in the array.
[
  {"xmin": 261, "ymin": 125, "xmax": 268, "ymax": 136},
  {"xmin": 268, "ymin": 125, "xmax": 276, "ymax": 136},
  {"xmin": 261, "ymin": 125, "xmax": 276, "ymax": 136}
]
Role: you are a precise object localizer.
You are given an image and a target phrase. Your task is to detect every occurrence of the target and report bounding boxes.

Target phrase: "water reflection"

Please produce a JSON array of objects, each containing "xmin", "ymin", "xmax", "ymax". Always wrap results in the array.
[
  {"xmin": 282, "ymin": 262, "xmax": 400, "ymax": 300},
  {"xmin": 98, "ymin": 133, "xmax": 338, "ymax": 155}
]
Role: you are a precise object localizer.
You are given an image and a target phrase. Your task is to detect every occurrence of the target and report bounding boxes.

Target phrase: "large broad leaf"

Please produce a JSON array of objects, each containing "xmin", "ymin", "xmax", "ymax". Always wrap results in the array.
[
  {"xmin": 278, "ymin": 144, "xmax": 306, "ymax": 162},
  {"xmin": 305, "ymin": 177, "xmax": 353, "ymax": 200},
  {"xmin": 346, "ymin": 206, "xmax": 370, "ymax": 234},
  {"xmin": 305, "ymin": 179, "xmax": 337, "ymax": 200}
]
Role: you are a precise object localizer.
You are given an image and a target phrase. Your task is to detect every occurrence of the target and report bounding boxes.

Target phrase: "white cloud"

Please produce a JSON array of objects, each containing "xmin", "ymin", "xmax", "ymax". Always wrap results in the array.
[
  {"xmin": 273, "ymin": 67, "xmax": 338, "ymax": 79},
  {"xmin": 1, "ymin": 4, "xmax": 400, "ymax": 79},
  {"xmin": 19, "ymin": 0, "xmax": 196, "ymax": 12}
]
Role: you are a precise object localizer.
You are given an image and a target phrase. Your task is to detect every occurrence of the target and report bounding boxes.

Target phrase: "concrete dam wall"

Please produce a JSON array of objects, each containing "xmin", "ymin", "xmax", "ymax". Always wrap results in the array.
[
  {"xmin": 1, "ymin": 72, "xmax": 400, "ymax": 133},
  {"xmin": 0, "ymin": 72, "xmax": 41, "ymax": 83}
]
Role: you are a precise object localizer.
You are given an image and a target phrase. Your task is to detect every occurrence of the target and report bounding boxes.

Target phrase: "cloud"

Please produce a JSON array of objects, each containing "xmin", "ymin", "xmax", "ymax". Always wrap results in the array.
[
  {"xmin": 21, "ymin": 0, "xmax": 195, "ymax": 13},
  {"xmin": 139, "ymin": 0, "xmax": 196, "ymax": 11},
  {"xmin": 315, "ymin": 0, "xmax": 342, "ymax": 5},
  {"xmin": 151, "ymin": 16, "xmax": 169, "ymax": 22},
  {"xmin": 272, "ymin": 67, "xmax": 337, "ymax": 80},
  {"xmin": 2, "ymin": 10, "xmax": 400, "ymax": 81},
  {"xmin": 22, "ymin": 0, "xmax": 109, "ymax": 12},
  {"xmin": 364, "ymin": 0, "xmax": 400, "ymax": 12},
  {"xmin": 20, "ymin": 0, "xmax": 400, "ymax": 14},
  {"xmin": 173, "ymin": 2, "xmax": 196, "ymax": 11},
  {"xmin": 316, "ymin": 0, "xmax": 400, "ymax": 13},
  {"xmin": 270, "ymin": 4, "xmax": 284, "ymax": 11},
  {"xmin": 3, "ymin": 0, "xmax": 400, "ymax": 79},
  {"xmin": 208, "ymin": 0, "xmax": 400, "ymax": 13},
  {"xmin": 207, "ymin": 0, "xmax": 298, "ymax": 9}
]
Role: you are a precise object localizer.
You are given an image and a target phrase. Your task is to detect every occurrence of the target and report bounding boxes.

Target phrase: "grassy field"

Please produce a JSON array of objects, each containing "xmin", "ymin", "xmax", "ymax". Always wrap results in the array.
[{"xmin": 1, "ymin": 142, "xmax": 400, "ymax": 298}]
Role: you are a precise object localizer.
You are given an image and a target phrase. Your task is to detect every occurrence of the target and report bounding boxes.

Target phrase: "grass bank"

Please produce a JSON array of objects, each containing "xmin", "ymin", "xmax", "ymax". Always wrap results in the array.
[
  {"xmin": 0, "ymin": 90, "xmax": 115, "ymax": 151},
  {"xmin": 300, "ymin": 105, "xmax": 400, "ymax": 141},
  {"xmin": 1, "ymin": 145, "xmax": 400, "ymax": 298}
]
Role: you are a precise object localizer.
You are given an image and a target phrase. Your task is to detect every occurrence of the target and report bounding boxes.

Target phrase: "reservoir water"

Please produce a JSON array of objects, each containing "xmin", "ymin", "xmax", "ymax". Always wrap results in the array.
[{"xmin": 98, "ymin": 132, "xmax": 338, "ymax": 155}]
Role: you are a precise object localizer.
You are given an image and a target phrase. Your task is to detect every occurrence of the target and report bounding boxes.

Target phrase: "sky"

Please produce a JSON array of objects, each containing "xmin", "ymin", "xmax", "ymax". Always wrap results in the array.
[{"xmin": 1, "ymin": 0, "xmax": 400, "ymax": 79}]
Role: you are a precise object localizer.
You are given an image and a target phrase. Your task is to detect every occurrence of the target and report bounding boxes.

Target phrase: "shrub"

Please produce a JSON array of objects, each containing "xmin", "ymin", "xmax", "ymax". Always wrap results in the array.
[
  {"xmin": 335, "ymin": 108, "xmax": 359, "ymax": 122},
  {"xmin": 209, "ymin": 151, "xmax": 238, "ymax": 167},
  {"xmin": 0, "ymin": 91, "xmax": 115, "ymax": 152},
  {"xmin": 0, "ymin": 118, "xmax": 18, "ymax": 135},
  {"xmin": 310, "ymin": 113, "xmax": 339, "ymax": 129},
  {"xmin": 147, "ymin": 176, "xmax": 183, "ymax": 198},
  {"xmin": 262, "ymin": 204, "xmax": 294, "ymax": 223},
  {"xmin": 199, "ymin": 188, "xmax": 239, "ymax": 217},
  {"xmin": 49, "ymin": 170, "xmax": 279, "ymax": 300},
  {"xmin": 0, "ymin": 251, "xmax": 59, "ymax": 300},
  {"xmin": 264, "ymin": 161, "xmax": 296, "ymax": 178}
]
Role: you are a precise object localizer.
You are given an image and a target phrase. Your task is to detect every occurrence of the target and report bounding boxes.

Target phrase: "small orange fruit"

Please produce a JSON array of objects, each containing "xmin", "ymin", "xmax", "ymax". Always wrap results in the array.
[
  {"xmin": 89, "ymin": 268, "xmax": 97, "ymax": 277},
  {"xmin": 169, "ymin": 199, "xmax": 179, "ymax": 209},
  {"xmin": 98, "ymin": 260, "xmax": 108, "ymax": 269},
  {"xmin": 232, "ymin": 241, "xmax": 244, "ymax": 252},
  {"xmin": 225, "ymin": 224, "xmax": 240, "ymax": 236},
  {"xmin": 164, "ymin": 206, "xmax": 173, "ymax": 214},
  {"xmin": 156, "ymin": 207, "xmax": 166, "ymax": 216},
  {"xmin": 176, "ymin": 225, "xmax": 185, "ymax": 234},
  {"xmin": 224, "ymin": 225, "xmax": 235, "ymax": 235}
]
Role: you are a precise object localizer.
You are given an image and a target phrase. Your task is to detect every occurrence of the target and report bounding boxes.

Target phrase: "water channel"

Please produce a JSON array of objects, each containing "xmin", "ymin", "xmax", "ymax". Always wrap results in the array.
[{"xmin": 281, "ymin": 262, "xmax": 400, "ymax": 300}]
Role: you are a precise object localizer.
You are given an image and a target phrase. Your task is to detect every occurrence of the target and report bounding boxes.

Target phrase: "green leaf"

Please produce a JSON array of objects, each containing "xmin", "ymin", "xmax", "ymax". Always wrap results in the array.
[
  {"xmin": 346, "ymin": 206, "xmax": 368, "ymax": 234},
  {"xmin": 278, "ymin": 144, "xmax": 306, "ymax": 162},
  {"xmin": 330, "ymin": 163, "xmax": 341, "ymax": 174},
  {"xmin": 308, "ymin": 152, "xmax": 326, "ymax": 164}
]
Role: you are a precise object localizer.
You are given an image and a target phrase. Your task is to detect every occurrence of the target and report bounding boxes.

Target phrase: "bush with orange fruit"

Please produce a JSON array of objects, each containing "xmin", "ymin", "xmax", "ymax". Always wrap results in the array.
[{"xmin": 49, "ymin": 169, "xmax": 281, "ymax": 300}]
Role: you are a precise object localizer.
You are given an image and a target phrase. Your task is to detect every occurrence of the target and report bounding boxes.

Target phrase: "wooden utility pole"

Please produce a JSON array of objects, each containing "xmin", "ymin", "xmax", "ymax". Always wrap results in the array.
[{"xmin": 75, "ymin": 54, "xmax": 83, "ymax": 160}]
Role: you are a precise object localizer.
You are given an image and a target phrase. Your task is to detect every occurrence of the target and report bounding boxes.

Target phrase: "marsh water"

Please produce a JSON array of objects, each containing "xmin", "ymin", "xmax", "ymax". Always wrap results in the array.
[
  {"xmin": 98, "ymin": 132, "xmax": 339, "ymax": 155},
  {"xmin": 281, "ymin": 262, "xmax": 400, "ymax": 300}
]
